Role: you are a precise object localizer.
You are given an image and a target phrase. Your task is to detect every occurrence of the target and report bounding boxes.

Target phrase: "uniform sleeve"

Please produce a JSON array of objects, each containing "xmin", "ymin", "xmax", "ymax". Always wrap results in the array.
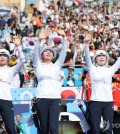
[
  {"xmin": 84, "ymin": 44, "xmax": 93, "ymax": 70},
  {"xmin": 33, "ymin": 43, "xmax": 42, "ymax": 68},
  {"xmin": 109, "ymin": 57, "xmax": 120, "ymax": 75},
  {"xmin": 55, "ymin": 37, "xmax": 68, "ymax": 67},
  {"xmin": 12, "ymin": 46, "xmax": 25, "ymax": 76}
]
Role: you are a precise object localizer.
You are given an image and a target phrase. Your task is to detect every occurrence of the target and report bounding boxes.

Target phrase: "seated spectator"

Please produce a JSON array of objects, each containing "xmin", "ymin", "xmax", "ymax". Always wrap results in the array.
[
  {"xmin": 66, "ymin": 66, "xmax": 76, "ymax": 86},
  {"xmin": 21, "ymin": 26, "xmax": 30, "ymax": 37}
]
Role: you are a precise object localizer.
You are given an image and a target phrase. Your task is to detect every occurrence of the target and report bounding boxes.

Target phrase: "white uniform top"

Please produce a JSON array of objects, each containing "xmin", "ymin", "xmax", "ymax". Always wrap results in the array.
[
  {"xmin": 33, "ymin": 38, "xmax": 67, "ymax": 99},
  {"xmin": 84, "ymin": 44, "xmax": 120, "ymax": 102},
  {"xmin": 11, "ymin": 74, "xmax": 20, "ymax": 88},
  {"xmin": 0, "ymin": 46, "xmax": 25, "ymax": 100}
]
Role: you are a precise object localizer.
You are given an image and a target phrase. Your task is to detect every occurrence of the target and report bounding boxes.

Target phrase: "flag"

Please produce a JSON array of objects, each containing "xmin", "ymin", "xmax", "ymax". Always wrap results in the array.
[
  {"xmin": 22, "ymin": 37, "xmax": 39, "ymax": 50},
  {"xmin": 61, "ymin": 87, "xmax": 81, "ymax": 99},
  {"xmin": 53, "ymin": 36, "xmax": 62, "ymax": 44},
  {"xmin": 74, "ymin": 0, "xmax": 83, "ymax": 6}
]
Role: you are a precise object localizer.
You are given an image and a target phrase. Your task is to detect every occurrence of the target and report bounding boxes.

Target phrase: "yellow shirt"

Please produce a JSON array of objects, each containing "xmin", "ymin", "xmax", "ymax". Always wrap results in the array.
[{"xmin": 9, "ymin": 60, "xmax": 17, "ymax": 66}]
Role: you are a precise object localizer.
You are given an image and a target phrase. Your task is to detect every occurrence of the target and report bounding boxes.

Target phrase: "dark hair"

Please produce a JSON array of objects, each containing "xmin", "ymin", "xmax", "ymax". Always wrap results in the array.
[
  {"xmin": 37, "ymin": 11, "xmax": 41, "ymax": 15},
  {"xmin": 11, "ymin": 54, "xmax": 15, "ymax": 56},
  {"xmin": 31, "ymin": 97, "xmax": 37, "ymax": 102},
  {"xmin": 79, "ymin": 35, "xmax": 84, "ymax": 41},
  {"xmin": 30, "ymin": 3, "xmax": 34, "ymax": 7},
  {"xmin": 17, "ymin": 114, "xmax": 22, "ymax": 117},
  {"xmin": 14, "ymin": 6, "xmax": 18, "ymax": 10}
]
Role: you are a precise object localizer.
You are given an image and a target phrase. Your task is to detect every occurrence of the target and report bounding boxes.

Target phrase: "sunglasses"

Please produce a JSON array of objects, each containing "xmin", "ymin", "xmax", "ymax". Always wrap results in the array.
[{"xmin": 0, "ymin": 54, "xmax": 8, "ymax": 57}]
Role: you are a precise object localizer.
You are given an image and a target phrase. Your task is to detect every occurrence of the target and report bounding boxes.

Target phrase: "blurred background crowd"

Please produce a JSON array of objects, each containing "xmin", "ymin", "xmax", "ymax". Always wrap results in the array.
[{"xmin": 0, "ymin": 0, "xmax": 120, "ymax": 88}]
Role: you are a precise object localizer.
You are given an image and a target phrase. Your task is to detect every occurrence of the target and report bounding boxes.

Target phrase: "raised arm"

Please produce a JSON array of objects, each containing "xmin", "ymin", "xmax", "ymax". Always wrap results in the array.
[
  {"xmin": 55, "ymin": 30, "xmax": 67, "ymax": 67},
  {"xmin": 84, "ymin": 34, "xmax": 93, "ymax": 69},
  {"xmin": 33, "ymin": 30, "xmax": 51, "ymax": 68},
  {"xmin": 33, "ymin": 42, "xmax": 41, "ymax": 68},
  {"xmin": 110, "ymin": 57, "xmax": 120, "ymax": 75},
  {"xmin": 11, "ymin": 35, "xmax": 26, "ymax": 76}
]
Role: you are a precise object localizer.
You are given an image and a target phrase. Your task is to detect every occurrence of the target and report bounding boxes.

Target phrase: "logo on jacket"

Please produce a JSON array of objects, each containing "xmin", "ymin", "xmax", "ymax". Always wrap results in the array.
[{"xmin": 100, "ymin": 120, "xmax": 110, "ymax": 132}]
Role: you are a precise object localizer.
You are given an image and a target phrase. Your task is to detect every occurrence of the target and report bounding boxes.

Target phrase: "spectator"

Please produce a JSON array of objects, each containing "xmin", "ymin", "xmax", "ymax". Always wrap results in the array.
[
  {"xmin": 16, "ymin": 114, "xmax": 27, "ymax": 134},
  {"xmin": 66, "ymin": 66, "xmax": 76, "ymax": 86},
  {"xmin": 21, "ymin": 12, "xmax": 30, "ymax": 28},
  {"xmin": 30, "ymin": 3, "xmax": 38, "ymax": 16},
  {"xmin": 9, "ymin": 54, "xmax": 18, "ymax": 67},
  {"xmin": 74, "ymin": 50, "xmax": 83, "ymax": 66},
  {"xmin": 0, "ymin": 1, "xmax": 120, "ymax": 134},
  {"xmin": 64, "ymin": 44, "xmax": 74, "ymax": 67}
]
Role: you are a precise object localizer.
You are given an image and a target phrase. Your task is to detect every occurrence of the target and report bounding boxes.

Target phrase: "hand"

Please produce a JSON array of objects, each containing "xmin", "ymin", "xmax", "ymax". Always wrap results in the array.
[
  {"xmin": 3, "ymin": 38, "xmax": 6, "ymax": 42},
  {"xmin": 57, "ymin": 30, "xmax": 66, "ymax": 36},
  {"xmin": 84, "ymin": 33, "xmax": 92, "ymax": 43},
  {"xmin": 39, "ymin": 30, "xmax": 51, "ymax": 40},
  {"xmin": 103, "ymin": 37, "xmax": 107, "ymax": 43},
  {"xmin": 13, "ymin": 35, "xmax": 21, "ymax": 47}
]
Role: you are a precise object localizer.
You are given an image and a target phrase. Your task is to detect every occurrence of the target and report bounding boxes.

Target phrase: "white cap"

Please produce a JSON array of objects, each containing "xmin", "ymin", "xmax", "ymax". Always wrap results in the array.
[
  {"xmin": 40, "ymin": 46, "xmax": 56, "ymax": 60},
  {"xmin": 109, "ymin": 24, "xmax": 115, "ymax": 30},
  {"xmin": 0, "ymin": 49, "xmax": 11, "ymax": 59},
  {"xmin": 92, "ymin": 50, "xmax": 109, "ymax": 62}
]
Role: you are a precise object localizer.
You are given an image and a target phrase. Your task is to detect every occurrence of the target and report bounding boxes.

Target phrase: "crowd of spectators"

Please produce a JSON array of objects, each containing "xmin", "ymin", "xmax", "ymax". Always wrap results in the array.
[{"xmin": 0, "ymin": 0, "xmax": 120, "ymax": 88}]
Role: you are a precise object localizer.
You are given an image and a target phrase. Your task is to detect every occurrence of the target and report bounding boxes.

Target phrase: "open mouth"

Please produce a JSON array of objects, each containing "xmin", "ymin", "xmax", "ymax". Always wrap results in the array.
[
  {"xmin": 0, "ymin": 60, "xmax": 5, "ymax": 62},
  {"xmin": 99, "ymin": 59, "xmax": 105, "ymax": 62}
]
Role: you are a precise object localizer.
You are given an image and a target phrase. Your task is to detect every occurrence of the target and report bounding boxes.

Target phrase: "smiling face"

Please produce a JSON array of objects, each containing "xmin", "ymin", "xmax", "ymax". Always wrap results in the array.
[
  {"xmin": 68, "ymin": 68, "xmax": 74, "ymax": 74},
  {"xmin": 0, "ymin": 54, "xmax": 8, "ymax": 66},
  {"xmin": 95, "ymin": 55, "xmax": 107, "ymax": 66},
  {"xmin": 42, "ymin": 49, "xmax": 54, "ymax": 62}
]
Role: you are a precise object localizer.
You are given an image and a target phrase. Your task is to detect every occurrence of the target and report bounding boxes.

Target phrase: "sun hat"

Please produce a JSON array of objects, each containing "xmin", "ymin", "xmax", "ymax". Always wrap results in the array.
[
  {"xmin": 40, "ymin": 46, "xmax": 56, "ymax": 60},
  {"xmin": 0, "ymin": 49, "xmax": 11, "ymax": 59},
  {"xmin": 92, "ymin": 50, "xmax": 109, "ymax": 62}
]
